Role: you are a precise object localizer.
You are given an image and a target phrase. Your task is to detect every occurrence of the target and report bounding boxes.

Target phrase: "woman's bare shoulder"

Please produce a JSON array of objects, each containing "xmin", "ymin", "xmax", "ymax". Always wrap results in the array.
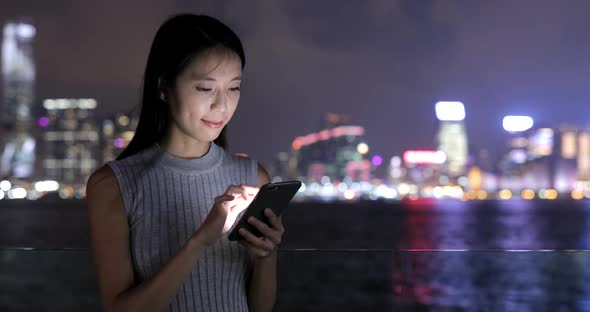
[
  {"xmin": 256, "ymin": 161, "xmax": 270, "ymax": 187},
  {"xmin": 86, "ymin": 164, "xmax": 120, "ymax": 204}
]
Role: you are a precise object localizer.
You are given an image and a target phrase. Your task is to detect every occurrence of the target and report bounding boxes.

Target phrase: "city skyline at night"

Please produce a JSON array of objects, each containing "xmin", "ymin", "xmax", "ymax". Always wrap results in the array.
[
  {"xmin": 3, "ymin": 1, "xmax": 590, "ymax": 170},
  {"xmin": 3, "ymin": 96, "xmax": 590, "ymax": 201}
]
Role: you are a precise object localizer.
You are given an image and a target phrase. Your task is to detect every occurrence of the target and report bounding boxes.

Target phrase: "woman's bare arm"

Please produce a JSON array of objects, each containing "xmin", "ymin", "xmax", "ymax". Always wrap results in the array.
[{"xmin": 86, "ymin": 165, "xmax": 210, "ymax": 312}]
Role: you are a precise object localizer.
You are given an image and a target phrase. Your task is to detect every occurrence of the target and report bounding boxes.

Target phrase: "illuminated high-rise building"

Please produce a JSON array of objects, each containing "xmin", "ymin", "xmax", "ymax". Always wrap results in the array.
[
  {"xmin": 498, "ymin": 115, "xmax": 534, "ymax": 190},
  {"xmin": 561, "ymin": 128, "xmax": 590, "ymax": 193},
  {"xmin": 504, "ymin": 125, "xmax": 590, "ymax": 193},
  {"xmin": 402, "ymin": 150, "xmax": 446, "ymax": 188},
  {"xmin": 561, "ymin": 129, "xmax": 577, "ymax": 160},
  {"xmin": 553, "ymin": 128, "xmax": 578, "ymax": 192},
  {"xmin": 0, "ymin": 21, "xmax": 36, "ymax": 179},
  {"xmin": 527, "ymin": 127, "xmax": 554, "ymax": 159},
  {"xmin": 578, "ymin": 131, "xmax": 590, "ymax": 182},
  {"xmin": 292, "ymin": 113, "xmax": 369, "ymax": 183},
  {"xmin": 435, "ymin": 101, "xmax": 468, "ymax": 178},
  {"xmin": 502, "ymin": 116, "xmax": 534, "ymax": 163},
  {"xmin": 41, "ymin": 99, "xmax": 100, "ymax": 185}
]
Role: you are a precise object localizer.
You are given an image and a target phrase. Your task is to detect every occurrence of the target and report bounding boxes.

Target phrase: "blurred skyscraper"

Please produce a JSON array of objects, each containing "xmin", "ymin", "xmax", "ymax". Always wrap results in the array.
[
  {"xmin": 291, "ymin": 113, "xmax": 369, "ymax": 183},
  {"xmin": 435, "ymin": 101, "xmax": 468, "ymax": 178},
  {"xmin": 0, "ymin": 20, "xmax": 36, "ymax": 179},
  {"xmin": 402, "ymin": 150, "xmax": 446, "ymax": 187},
  {"xmin": 499, "ymin": 116, "xmax": 535, "ymax": 190},
  {"xmin": 498, "ymin": 123, "xmax": 590, "ymax": 194},
  {"xmin": 40, "ymin": 99, "xmax": 100, "ymax": 185},
  {"xmin": 577, "ymin": 131, "xmax": 590, "ymax": 183}
]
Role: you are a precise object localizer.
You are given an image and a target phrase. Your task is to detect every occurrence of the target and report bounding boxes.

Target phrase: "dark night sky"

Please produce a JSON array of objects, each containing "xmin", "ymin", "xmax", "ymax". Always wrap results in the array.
[{"xmin": 3, "ymin": 0, "xmax": 590, "ymax": 169}]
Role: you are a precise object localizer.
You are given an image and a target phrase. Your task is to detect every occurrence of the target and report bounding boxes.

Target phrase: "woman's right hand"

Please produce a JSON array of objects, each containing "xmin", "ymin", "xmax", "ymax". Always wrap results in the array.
[{"xmin": 193, "ymin": 184, "xmax": 259, "ymax": 247}]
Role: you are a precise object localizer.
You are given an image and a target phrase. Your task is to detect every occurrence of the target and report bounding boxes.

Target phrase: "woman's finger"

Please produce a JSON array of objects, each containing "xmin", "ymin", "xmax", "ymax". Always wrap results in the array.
[
  {"xmin": 264, "ymin": 209, "xmax": 285, "ymax": 234},
  {"xmin": 214, "ymin": 194, "xmax": 235, "ymax": 210},
  {"xmin": 239, "ymin": 184, "xmax": 260, "ymax": 195},
  {"xmin": 225, "ymin": 184, "xmax": 258, "ymax": 200},
  {"xmin": 247, "ymin": 217, "xmax": 281, "ymax": 245},
  {"xmin": 224, "ymin": 185, "xmax": 250, "ymax": 201},
  {"xmin": 239, "ymin": 228, "xmax": 276, "ymax": 251}
]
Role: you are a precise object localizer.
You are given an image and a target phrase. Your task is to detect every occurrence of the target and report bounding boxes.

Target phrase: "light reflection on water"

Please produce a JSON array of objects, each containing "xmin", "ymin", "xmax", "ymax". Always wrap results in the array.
[
  {"xmin": 4, "ymin": 199, "xmax": 590, "ymax": 310},
  {"xmin": 393, "ymin": 199, "xmax": 590, "ymax": 310},
  {"xmin": 275, "ymin": 198, "xmax": 590, "ymax": 310},
  {"xmin": 395, "ymin": 251, "xmax": 590, "ymax": 311},
  {"xmin": 397, "ymin": 199, "xmax": 590, "ymax": 251}
]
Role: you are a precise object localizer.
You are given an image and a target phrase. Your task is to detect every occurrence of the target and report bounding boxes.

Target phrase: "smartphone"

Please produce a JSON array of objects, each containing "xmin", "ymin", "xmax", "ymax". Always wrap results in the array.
[{"xmin": 228, "ymin": 180, "xmax": 302, "ymax": 241}]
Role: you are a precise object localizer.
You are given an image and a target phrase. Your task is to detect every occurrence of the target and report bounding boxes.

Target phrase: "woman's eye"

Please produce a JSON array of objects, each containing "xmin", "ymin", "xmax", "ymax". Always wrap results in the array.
[
  {"xmin": 229, "ymin": 86, "xmax": 241, "ymax": 92},
  {"xmin": 196, "ymin": 87, "xmax": 212, "ymax": 92}
]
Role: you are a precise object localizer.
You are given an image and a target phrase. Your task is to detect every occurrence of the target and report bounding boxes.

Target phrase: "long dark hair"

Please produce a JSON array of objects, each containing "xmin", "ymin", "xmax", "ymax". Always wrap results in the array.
[{"xmin": 117, "ymin": 14, "xmax": 245, "ymax": 160}]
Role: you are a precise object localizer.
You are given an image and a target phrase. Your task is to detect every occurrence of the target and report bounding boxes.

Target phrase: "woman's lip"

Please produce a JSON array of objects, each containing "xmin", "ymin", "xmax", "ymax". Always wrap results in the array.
[{"xmin": 202, "ymin": 120, "xmax": 223, "ymax": 128}]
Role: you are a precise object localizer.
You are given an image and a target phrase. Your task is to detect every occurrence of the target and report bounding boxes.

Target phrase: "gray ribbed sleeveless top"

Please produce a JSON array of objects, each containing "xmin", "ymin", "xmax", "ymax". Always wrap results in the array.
[{"xmin": 107, "ymin": 143, "xmax": 257, "ymax": 312}]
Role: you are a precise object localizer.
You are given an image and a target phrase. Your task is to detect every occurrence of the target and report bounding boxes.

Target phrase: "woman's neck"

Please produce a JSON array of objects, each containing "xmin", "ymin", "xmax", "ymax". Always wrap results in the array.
[{"xmin": 159, "ymin": 132, "xmax": 211, "ymax": 159}]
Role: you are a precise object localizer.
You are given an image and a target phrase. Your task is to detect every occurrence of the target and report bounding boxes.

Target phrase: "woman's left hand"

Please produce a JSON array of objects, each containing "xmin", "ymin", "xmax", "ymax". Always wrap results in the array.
[{"xmin": 239, "ymin": 208, "xmax": 284, "ymax": 258}]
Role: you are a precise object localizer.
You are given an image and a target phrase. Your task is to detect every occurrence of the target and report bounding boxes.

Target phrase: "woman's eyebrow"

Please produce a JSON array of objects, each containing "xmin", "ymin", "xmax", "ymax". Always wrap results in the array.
[{"xmin": 191, "ymin": 75, "xmax": 242, "ymax": 81}]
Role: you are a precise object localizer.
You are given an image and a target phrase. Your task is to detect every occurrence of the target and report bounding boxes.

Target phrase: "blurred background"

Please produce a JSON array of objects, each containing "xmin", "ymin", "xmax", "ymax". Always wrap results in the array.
[{"xmin": 3, "ymin": 0, "xmax": 590, "ymax": 311}]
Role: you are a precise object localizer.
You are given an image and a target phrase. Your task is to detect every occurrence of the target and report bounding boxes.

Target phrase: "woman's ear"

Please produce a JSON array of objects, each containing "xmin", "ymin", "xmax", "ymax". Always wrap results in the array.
[{"xmin": 158, "ymin": 77, "xmax": 167, "ymax": 101}]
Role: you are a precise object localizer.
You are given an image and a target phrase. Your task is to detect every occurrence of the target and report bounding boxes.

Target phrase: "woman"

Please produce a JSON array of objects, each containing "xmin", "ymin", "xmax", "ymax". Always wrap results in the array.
[{"xmin": 86, "ymin": 14, "xmax": 283, "ymax": 312}]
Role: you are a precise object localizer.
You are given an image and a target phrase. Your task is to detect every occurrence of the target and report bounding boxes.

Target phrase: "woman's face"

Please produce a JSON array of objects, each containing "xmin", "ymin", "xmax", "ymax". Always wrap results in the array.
[{"xmin": 165, "ymin": 47, "xmax": 242, "ymax": 144}]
